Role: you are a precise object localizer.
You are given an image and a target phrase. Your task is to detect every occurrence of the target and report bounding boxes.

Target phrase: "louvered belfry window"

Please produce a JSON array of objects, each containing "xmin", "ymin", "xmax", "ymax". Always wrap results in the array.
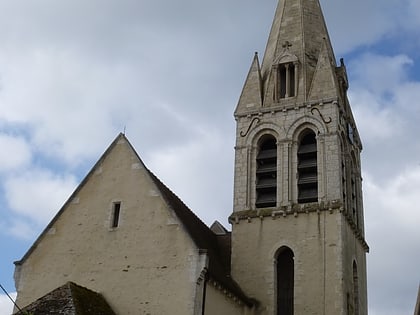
[
  {"xmin": 297, "ymin": 131, "xmax": 318, "ymax": 203},
  {"xmin": 256, "ymin": 136, "xmax": 277, "ymax": 208}
]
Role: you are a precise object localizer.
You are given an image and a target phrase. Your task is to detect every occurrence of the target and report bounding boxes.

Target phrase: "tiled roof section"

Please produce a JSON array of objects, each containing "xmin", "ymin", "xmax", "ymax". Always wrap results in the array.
[
  {"xmin": 15, "ymin": 282, "xmax": 116, "ymax": 315},
  {"xmin": 147, "ymin": 170, "xmax": 256, "ymax": 307}
]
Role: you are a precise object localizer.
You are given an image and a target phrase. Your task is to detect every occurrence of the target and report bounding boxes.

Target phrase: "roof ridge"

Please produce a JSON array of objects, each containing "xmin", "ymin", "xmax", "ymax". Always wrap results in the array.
[
  {"xmin": 145, "ymin": 169, "xmax": 256, "ymax": 306},
  {"xmin": 15, "ymin": 133, "xmax": 128, "ymax": 266},
  {"xmin": 146, "ymin": 168, "xmax": 216, "ymax": 238}
]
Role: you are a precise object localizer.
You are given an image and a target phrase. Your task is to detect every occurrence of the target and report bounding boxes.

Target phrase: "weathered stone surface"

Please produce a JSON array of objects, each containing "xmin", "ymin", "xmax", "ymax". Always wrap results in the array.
[
  {"xmin": 15, "ymin": 282, "xmax": 116, "ymax": 315},
  {"xmin": 231, "ymin": 0, "xmax": 368, "ymax": 314}
]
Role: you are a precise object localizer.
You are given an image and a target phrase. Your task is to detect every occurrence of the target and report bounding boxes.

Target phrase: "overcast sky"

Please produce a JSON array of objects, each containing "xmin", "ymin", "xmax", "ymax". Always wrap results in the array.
[{"xmin": 0, "ymin": 0, "xmax": 419, "ymax": 314}]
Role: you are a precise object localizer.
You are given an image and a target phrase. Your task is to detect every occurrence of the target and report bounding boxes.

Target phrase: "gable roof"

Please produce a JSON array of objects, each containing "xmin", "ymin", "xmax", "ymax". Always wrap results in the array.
[
  {"xmin": 15, "ymin": 282, "xmax": 116, "ymax": 315},
  {"xmin": 147, "ymin": 169, "xmax": 256, "ymax": 307},
  {"xmin": 15, "ymin": 133, "xmax": 129, "ymax": 266},
  {"xmin": 15, "ymin": 133, "xmax": 256, "ymax": 308}
]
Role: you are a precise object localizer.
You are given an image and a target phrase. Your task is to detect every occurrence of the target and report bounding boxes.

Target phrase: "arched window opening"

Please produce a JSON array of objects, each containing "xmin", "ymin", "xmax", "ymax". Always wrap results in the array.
[
  {"xmin": 297, "ymin": 131, "xmax": 318, "ymax": 203},
  {"xmin": 276, "ymin": 247, "xmax": 294, "ymax": 315},
  {"xmin": 256, "ymin": 136, "xmax": 277, "ymax": 208},
  {"xmin": 353, "ymin": 262, "xmax": 360, "ymax": 315},
  {"xmin": 278, "ymin": 63, "xmax": 296, "ymax": 99}
]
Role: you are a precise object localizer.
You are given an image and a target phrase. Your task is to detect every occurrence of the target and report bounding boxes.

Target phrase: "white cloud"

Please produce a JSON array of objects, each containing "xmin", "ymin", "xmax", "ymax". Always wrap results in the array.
[
  {"xmin": 0, "ymin": 50, "xmax": 132, "ymax": 165},
  {"xmin": 147, "ymin": 124, "xmax": 235, "ymax": 226},
  {"xmin": 5, "ymin": 219, "xmax": 39, "ymax": 241},
  {"xmin": 347, "ymin": 51, "xmax": 420, "ymax": 314},
  {"xmin": 4, "ymin": 169, "xmax": 77, "ymax": 225},
  {"xmin": 351, "ymin": 90, "xmax": 402, "ymax": 142},
  {"xmin": 321, "ymin": 0, "xmax": 403, "ymax": 55},
  {"xmin": 0, "ymin": 293, "xmax": 16, "ymax": 315},
  {"xmin": 364, "ymin": 169, "xmax": 420, "ymax": 315},
  {"xmin": 405, "ymin": 0, "xmax": 420, "ymax": 32},
  {"xmin": 320, "ymin": 0, "xmax": 420, "ymax": 56},
  {"xmin": 0, "ymin": 134, "xmax": 31, "ymax": 172},
  {"xmin": 350, "ymin": 54, "xmax": 413, "ymax": 96},
  {"xmin": 349, "ymin": 52, "xmax": 420, "ymax": 180},
  {"xmin": 365, "ymin": 167, "xmax": 420, "ymax": 234}
]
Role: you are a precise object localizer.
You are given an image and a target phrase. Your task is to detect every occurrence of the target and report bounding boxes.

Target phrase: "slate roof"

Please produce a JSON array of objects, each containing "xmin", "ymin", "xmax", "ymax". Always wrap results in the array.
[{"xmin": 15, "ymin": 282, "xmax": 116, "ymax": 315}]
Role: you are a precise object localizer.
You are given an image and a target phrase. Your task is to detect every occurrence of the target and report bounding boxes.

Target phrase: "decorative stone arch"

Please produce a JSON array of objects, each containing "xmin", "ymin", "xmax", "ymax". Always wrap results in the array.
[
  {"xmin": 255, "ymin": 134, "xmax": 278, "ymax": 208},
  {"xmin": 284, "ymin": 118, "xmax": 326, "ymax": 203},
  {"xmin": 268, "ymin": 241, "xmax": 301, "ymax": 314},
  {"xmin": 238, "ymin": 123, "xmax": 283, "ymax": 210},
  {"xmin": 246, "ymin": 126, "xmax": 282, "ymax": 209},
  {"xmin": 245, "ymin": 122, "xmax": 283, "ymax": 147},
  {"xmin": 286, "ymin": 115, "xmax": 326, "ymax": 140},
  {"xmin": 273, "ymin": 51, "xmax": 299, "ymax": 100},
  {"xmin": 274, "ymin": 51, "xmax": 299, "ymax": 64}
]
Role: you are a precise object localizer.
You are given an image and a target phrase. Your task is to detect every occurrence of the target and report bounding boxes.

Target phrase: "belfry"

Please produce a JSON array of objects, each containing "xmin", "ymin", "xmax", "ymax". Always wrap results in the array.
[
  {"xmin": 230, "ymin": 0, "xmax": 368, "ymax": 314},
  {"xmin": 12, "ymin": 1, "xmax": 368, "ymax": 314}
]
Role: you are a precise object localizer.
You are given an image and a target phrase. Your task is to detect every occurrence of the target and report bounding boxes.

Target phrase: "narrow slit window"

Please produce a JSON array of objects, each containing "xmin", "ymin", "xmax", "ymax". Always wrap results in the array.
[
  {"xmin": 353, "ymin": 262, "xmax": 360, "ymax": 315},
  {"xmin": 112, "ymin": 202, "xmax": 121, "ymax": 228}
]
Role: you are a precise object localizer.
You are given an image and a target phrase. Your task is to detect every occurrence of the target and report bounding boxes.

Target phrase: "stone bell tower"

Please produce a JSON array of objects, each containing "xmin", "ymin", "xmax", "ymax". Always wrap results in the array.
[{"xmin": 229, "ymin": 0, "xmax": 369, "ymax": 314}]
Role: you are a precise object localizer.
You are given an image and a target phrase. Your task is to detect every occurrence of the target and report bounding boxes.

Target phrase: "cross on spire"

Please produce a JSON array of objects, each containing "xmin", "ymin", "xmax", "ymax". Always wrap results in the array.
[{"xmin": 282, "ymin": 41, "xmax": 292, "ymax": 49}]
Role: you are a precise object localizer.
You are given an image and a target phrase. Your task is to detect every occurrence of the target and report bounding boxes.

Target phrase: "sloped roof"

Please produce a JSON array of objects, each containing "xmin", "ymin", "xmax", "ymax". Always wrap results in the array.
[
  {"xmin": 15, "ymin": 134, "xmax": 129, "ymax": 266},
  {"xmin": 15, "ymin": 133, "xmax": 256, "ymax": 308},
  {"xmin": 147, "ymin": 170, "xmax": 256, "ymax": 307},
  {"xmin": 15, "ymin": 282, "xmax": 116, "ymax": 315}
]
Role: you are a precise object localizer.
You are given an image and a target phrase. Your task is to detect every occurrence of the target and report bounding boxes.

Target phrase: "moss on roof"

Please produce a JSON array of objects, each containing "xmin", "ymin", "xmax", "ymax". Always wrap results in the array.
[{"xmin": 15, "ymin": 282, "xmax": 116, "ymax": 315}]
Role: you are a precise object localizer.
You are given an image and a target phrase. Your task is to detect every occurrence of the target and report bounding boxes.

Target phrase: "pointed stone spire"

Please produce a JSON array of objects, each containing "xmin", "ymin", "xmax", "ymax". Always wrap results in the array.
[
  {"xmin": 258, "ymin": 0, "xmax": 338, "ymax": 107},
  {"xmin": 235, "ymin": 52, "xmax": 263, "ymax": 115}
]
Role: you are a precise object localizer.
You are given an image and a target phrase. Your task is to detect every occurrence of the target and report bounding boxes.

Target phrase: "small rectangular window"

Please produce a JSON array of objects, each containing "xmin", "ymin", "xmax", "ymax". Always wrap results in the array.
[{"xmin": 111, "ymin": 202, "xmax": 121, "ymax": 228}]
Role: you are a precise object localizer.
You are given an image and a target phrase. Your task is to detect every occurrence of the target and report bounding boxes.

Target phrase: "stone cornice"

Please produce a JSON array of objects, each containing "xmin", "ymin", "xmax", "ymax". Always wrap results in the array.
[
  {"xmin": 229, "ymin": 200, "xmax": 369, "ymax": 252},
  {"xmin": 234, "ymin": 97, "xmax": 338, "ymax": 120}
]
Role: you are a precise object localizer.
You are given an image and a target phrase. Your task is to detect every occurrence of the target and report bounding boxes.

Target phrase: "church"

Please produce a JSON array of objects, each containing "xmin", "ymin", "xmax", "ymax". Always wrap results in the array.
[{"xmin": 12, "ymin": 0, "xmax": 369, "ymax": 314}]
